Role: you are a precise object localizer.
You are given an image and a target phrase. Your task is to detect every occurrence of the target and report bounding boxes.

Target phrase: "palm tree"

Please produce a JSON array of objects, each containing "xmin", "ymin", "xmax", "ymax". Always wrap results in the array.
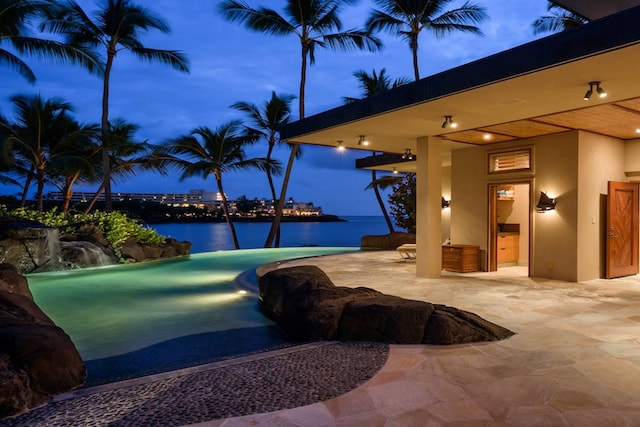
[
  {"xmin": 0, "ymin": 0, "xmax": 102, "ymax": 84},
  {"xmin": 42, "ymin": 0, "xmax": 190, "ymax": 212},
  {"xmin": 2, "ymin": 94, "xmax": 96, "ymax": 211},
  {"xmin": 218, "ymin": 0, "xmax": 382, "ymax": 248},
  {"xmin": 82, "ymin": 118, "xmax": 160, "ymax": 214},
  {"xmin": 343, "ymin": 68, "xmax": 411, "ymax": 103},
  {"xmin": 154, "ymin": 121, "xmax": 281, "ymax": 249},
  {"xmin": 344, "ymin": 67, "xmax": 410, "ymax": 233},
  {"xmin": 231, "ymin": 91, "xmax": 296, "ymax": 245},
  {"xmin": 532, "ymin": 2, "xmax": 588, "ymax": 35},
  {"xmin": 366, "ymin": 0, "xmax": 487, "ymax": 81}
]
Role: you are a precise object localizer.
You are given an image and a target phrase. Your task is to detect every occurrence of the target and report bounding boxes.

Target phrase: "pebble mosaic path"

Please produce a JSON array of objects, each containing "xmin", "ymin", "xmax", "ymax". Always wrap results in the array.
[{"xmin": 3, "ymin": 342, "xmax": 389, "ymax": 427}]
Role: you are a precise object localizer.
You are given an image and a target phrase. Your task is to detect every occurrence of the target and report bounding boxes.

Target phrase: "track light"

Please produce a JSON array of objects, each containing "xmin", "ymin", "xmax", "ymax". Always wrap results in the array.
[
  {"xmin": 336, "ymin": 140, "xmax": 345, "ymax": 151},
  {"xmin": 402, "ymin": 149, "xmax": 413, "ymax": 160},
  {"xmin": 357, "ymin": 135, "xmax": 369, "ymax": 146},
  {"xmin": 441, "ymin": 115, "xmax": 458, "ymax": 129},
  {"xmin": 584, "ymin": 81, "xmax": 606, "ymax": 100}
]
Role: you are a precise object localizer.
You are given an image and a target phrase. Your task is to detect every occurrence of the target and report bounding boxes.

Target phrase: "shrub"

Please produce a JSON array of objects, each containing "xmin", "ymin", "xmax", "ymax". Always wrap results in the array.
[{"xmin": 0, "ymin": 206, "xmax": 165, "ymax": 253}]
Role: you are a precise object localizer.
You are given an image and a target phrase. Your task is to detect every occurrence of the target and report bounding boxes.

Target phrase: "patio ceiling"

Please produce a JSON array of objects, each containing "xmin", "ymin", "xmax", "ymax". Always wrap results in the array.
[
  {"xmin": 551, "ymin": 0, "xmax": 640, "ymax": 20},
  {"xmin": 279, "ymin": 6, "xmax": 640, "ymax": 172}
]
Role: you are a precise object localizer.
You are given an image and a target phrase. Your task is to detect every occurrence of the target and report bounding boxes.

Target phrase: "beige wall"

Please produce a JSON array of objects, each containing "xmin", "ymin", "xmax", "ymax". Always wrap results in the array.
[
  {"xmin": 624, "ymin": 139, "xmax": 640, "ymax": 178},
  {"xmin": 577, "ymin": 132, "xmax": 626, "ymax": 281},
  {"xmin": 450, "ymin": 130, "xmax": 627, "ymax": 282}
]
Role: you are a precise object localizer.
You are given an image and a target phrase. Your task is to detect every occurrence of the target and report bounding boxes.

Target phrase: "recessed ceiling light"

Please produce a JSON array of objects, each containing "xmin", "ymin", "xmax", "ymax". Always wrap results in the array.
[
  {"xmin": 636, "ymin": 128, "xmax": 640, "ymax": 134},
  {"xmin": 483, "ymin": 133, "xmax": 492, "ymax": 141}
]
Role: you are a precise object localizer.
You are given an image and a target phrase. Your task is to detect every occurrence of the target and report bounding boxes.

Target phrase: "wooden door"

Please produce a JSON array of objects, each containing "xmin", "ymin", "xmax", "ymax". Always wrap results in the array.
[{"xmin": 606, "ymin": 181, "xmax": 639, "ymax": 278}]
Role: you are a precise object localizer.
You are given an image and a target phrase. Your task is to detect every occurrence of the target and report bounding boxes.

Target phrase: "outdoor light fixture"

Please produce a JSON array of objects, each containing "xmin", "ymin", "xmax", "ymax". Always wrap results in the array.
[
  {"xmin": 402, "ymin": 149, "xmax": 413, "ymax": 160},
  {"xmin": 584, "ymin": 81, "xmax": 606, "ymax": 100},
  {"xmin": 392, "ymin": 167, "xmax": 398, "ymax": 174},
  {"xmin": 536, "ymin": 191, "xmax": 557, "ymax": 212},
  {"xmin": 441, "ymin": 197, "xmax": 451, "ymax": 209},
  {"xmin": 336, "ymin": 140, "xmax": 345, "ymax": 151},
  {"xmin": 357, "ymin": 135, "xmax": 370, "ymax": 146},
  {"xmin": 441, "ymin": 115, "xmax": 458, "ymax": 129}
]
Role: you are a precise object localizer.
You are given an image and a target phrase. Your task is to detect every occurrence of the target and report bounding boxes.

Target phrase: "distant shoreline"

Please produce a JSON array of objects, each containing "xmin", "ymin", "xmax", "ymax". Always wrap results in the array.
[{"xmin": 145, "ymin": 214, "xmax": 347, "ymax": 224}]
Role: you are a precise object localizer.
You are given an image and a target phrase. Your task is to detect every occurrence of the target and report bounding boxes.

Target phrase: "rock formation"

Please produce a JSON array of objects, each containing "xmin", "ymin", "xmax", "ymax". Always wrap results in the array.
[
  {"xmin": 360, "ymin": 232, "xmax": 416, "ymax": 250},
  {"xmin": 119, "ymin": 237, "xmax": 192, "ymax": 263},
  {"xmin": 259, "ymin": 265, "xmax": 515, "ymax": 345},
  {"xmin": 0, "ymin": 263, "xmax": 86, "ymax": 418}
]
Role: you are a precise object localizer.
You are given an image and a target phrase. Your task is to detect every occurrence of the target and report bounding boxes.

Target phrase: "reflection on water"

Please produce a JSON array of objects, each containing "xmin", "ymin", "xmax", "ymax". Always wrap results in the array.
[{"xmin": 27, "ymin": 247, "xmax": 357, "ymax": 362}]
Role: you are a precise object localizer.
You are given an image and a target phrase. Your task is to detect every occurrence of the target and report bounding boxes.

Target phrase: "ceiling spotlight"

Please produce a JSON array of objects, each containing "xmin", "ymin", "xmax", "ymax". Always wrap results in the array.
[
  {"xmin": 357, "ymin": 135, "xmax": 370, "ymax": 146},
  {"xmin": 402, "ymin": 148, "xmax": 413, "ymax": 160},
  {"xmin": 336, "ymin": 140, "xmax": 345, "ymax": 151},
  {"xmin": 441, "ymin": 115, "xmax": 457, "ymax": 129},
  {"xmin": 584, "ymin": 81, "xmax": 606, "ymax": 100},
  {"xmin": 392, "ymin": 167, "xmax": 398, "ymax": 174},
  {"xmin": 483, "ymin": 133, "xmax": 492, "ymax": 141}
]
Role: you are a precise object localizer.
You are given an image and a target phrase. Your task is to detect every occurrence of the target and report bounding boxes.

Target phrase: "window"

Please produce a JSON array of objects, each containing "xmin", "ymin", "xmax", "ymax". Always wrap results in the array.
[{"xmin": 489, "ymin": 149, "xmax": 531, "ymax": 173}]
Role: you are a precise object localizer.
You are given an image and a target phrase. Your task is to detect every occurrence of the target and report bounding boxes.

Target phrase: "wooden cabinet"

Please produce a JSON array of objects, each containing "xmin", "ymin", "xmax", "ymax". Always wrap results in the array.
[
  {"xmin": 497, "ymin": 233, "xmax": 519, "ymax": 264},
  {"xmin": 442, "ymin": 244, "xmax": 480, "ymax": 273}
]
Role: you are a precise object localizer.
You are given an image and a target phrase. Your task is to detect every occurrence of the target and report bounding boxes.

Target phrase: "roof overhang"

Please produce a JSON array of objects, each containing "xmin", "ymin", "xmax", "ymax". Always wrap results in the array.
[
  {"xmin": 279, "ymin": 6, "xmax": 640, "ymax": 170},
  {"xmin": 551, "ymin": 0, "xmax": 640, "ymax": 20}
]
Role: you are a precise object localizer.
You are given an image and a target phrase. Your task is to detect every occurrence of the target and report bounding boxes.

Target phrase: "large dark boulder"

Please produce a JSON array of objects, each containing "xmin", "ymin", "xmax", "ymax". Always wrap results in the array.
[
  {"xmin": 360, "ymin": 232, "xmax": 416, "ymax": 250},
  {"xmin": 259, "ymin": 265, "xmax": 514, "ymax": 345},
  {"xmin": 120, "ymin": 237, "xmax": 192, "ymax": 263},
  {"xmin": 0, "ymin": 263, "xmax": 86, "ymax": 419}
]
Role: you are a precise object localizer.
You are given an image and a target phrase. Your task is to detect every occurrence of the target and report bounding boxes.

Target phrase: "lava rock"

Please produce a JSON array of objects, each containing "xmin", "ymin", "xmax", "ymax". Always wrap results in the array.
[{"xmin": 259, "ymin": 265, "xmax": 515, "ymax": 345}]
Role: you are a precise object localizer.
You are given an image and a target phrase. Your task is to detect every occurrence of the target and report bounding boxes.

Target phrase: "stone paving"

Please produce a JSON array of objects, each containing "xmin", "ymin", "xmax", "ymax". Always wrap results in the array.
[
  {"xmin": 6, "ymin": 250, "xmax": 640, "ymax": 426},
  {"xmin": 206, "ymin": 251, "xmax": 640, "ymax": 426}
]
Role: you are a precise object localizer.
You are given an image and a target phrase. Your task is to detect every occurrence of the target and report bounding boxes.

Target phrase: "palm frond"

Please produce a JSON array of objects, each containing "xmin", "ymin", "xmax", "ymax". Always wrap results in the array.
[{"xmin": 130, "ymin": 47, "xmax": 190, "ymax": 72}]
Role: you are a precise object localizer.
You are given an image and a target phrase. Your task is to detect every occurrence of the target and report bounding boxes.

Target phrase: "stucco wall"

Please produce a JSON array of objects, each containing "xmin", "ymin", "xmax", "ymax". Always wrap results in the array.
[
  {"xmin": 577, "ymin": 131, "xmax": 626, "ymax": 281},
  {"xmin": 450, "ymin": 130, "xmax": 629, "ymax": 281}
]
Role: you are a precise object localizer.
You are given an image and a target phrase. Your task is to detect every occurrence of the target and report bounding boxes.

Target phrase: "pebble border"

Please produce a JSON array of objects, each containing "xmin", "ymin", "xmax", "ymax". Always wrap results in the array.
[{"xmin": 3, "ymin": 342, "xmax": 389, "ymax": 427}]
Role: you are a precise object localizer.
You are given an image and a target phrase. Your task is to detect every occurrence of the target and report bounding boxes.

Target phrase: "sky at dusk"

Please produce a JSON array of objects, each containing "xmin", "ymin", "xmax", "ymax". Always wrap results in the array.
[{"xmin": 1, "ymin": 0, "xmax": 553, "ymax": 216}]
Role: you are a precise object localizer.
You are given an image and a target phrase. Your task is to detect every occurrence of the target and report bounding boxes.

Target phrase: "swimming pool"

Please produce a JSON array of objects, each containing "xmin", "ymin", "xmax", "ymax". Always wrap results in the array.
[{"xmin": 27, "ymin": 247, "xmax": 358, "ymax": 385}]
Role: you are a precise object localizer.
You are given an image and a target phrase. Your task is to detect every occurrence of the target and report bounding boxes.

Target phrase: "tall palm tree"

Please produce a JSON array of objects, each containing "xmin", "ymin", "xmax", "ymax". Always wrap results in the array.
[
  {"xmin": 219, "ymin": 0, "xmax": 382, "ymax": 248},
  {"xmin": 2, "ymin": 94, "xmax": 96, "ymax": 211},
  {"xmin": 366, "ymin": 0, "xmax": 487, "ymax": 81},
  {"xmin": 231, "ymin": 91, "xmax": 296, "ymax": 246},
  {"xmin": 82, "ymin": 118, "xmax": 160, "ymax": 214},
  {"xmin": 532, "ymin": 2, "xmax": 588, "ymax": 35},
  {"xmin": 344, "ymin": 67, "xmax": 410, "ymax": 233},
  {"xmin": 42, "ymin": 0, "xmax": 190, "ymax": 212},
  {"xmin": 0, "ymin": 0, "xmax": 102, "ymax": 84},
  {"xmin": 154, "ymin": 121, "xmax": 281, "ymax": 250}
]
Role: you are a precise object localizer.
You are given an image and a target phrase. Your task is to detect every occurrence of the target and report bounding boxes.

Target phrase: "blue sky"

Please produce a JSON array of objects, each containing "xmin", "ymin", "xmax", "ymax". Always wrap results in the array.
[{"xmin": 1, "ymin": 0, "xmax": 552, "ymax": 216}]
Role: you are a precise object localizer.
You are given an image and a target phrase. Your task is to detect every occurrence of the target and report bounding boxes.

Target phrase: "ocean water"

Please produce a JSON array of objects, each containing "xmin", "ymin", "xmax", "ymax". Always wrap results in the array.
[{"xmin": 151, "ymin": 215, "xmax": 391, "ymax": 253}]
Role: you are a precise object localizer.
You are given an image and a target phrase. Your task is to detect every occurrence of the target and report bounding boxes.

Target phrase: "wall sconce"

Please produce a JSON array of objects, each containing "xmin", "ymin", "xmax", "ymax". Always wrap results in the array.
[
  {"xmin": 402, "ymin": 148, "xmax": 413, "ymax": 160},
  {"xmin": 441, "ymin": 197, "xmax": 451, "ymax": 209},
  {"xmin": 441, "ymin": 115, "xmax": 458, "ymax": 129},
  {"xmin": 584, "ymin": 81, "xmax": 606, "ymax": 100},
  {"xmin": 536, "ymin": 191, "xmax": 557, "ymax": 212},
  {"xmin": 357, "ymin": 135, "xmax": 370, "ymax": 146},
  {"xmin": 336, "ymin": 140, "xmax": 345, "ymax": 151}
]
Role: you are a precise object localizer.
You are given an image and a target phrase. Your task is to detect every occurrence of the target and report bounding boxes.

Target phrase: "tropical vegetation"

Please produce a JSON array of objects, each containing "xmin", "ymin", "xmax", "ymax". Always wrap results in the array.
[
  {"xmin": 41, "ymin": 0, "xmax": 190, "ymax": 212},
  {"xmin": 218, "ymin": 0, "xmax": 382, "ymax": 247},
  {"xmin": 532, "ymin": 2, "xmax": 588, "ymax": 34},
  {"xmin": 151, "ymin": 121, "xmax": 281, "ymax": 249},
  {"xmin": 387, "ymin": 172, "xmax": 416, "ymax": 233},
  {"xmin": 366, "ymin": 0, "xmax": 487, "ymax": 81}
]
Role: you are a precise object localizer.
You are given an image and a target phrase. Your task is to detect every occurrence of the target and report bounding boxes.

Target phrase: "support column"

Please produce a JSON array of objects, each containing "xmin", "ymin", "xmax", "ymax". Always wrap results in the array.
[{"xmin": 416, "ymin": 136, "xmax": 442, "ymax": 278}]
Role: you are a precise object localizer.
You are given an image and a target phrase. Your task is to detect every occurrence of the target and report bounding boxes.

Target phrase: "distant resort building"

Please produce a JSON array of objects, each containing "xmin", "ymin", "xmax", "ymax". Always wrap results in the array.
[{"xmin": 46, "ymin": 189, "xmax": 323, "ymax": 217}]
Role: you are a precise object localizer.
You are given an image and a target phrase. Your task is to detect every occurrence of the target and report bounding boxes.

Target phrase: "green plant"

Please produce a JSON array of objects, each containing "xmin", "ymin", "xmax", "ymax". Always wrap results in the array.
[{"xmin": 0, "ymin": 206, "xmax": 165, "ymax": 259}]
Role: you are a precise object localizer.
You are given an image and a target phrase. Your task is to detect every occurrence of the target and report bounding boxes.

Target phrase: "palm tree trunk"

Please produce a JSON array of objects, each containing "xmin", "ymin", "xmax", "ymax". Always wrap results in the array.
[
  {"xmin": 101, "ymin": 50, "xmax": 114, "ymax": 212},
  {"xmin": 411, "ymin": 34, "xmax": 420, "ymax": 81},
  {"xmin": 216, "ymin": 174, "xmax": 240, "ymax": 249},
  {"xmin": 264, "ymin": 47, "xmax": 308, "ymax": 248},
  {"xmin": 372, "ymin": 169, "xmax": 394, "ymax": 233},
  {"xmin": 20, "ymin": 166, "xmax": 35, "ymax": 207},
  {"xmin": 265, "ymin": 137, "xmax": 281, "ymax": 247},
  {"xmin": 84, "ymin": 182, "xmax": 105, "ymax": 214},
  {"xmin": 36, "ymin": 168, "xmax": 45, "ymax": 212}
]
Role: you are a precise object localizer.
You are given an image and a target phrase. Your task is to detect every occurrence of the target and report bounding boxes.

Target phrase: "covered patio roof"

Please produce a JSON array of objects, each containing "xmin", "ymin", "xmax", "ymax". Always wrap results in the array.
[{"xmin": 279, "ymin": 6, "xmax": 640, "ymax": 172}]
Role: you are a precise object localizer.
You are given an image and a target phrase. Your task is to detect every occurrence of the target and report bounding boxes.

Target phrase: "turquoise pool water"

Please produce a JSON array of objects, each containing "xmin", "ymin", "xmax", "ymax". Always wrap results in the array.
[{"xmin": 27, "ymin": 247, "xmax": 357, "ymax": 364}]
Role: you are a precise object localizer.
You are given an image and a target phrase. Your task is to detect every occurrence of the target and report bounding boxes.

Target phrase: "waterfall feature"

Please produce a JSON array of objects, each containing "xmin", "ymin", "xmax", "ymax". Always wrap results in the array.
[{"xmin": 60, "ymin": 241, "xmax": 115, "ymax": 269}]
